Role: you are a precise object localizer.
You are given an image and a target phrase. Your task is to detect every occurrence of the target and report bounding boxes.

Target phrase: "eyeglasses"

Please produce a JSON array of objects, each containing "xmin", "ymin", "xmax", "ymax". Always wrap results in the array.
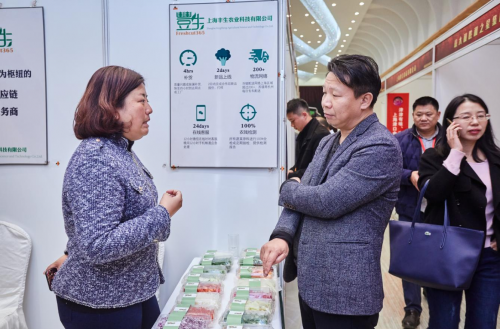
[{"xmin": 452, "ymin": 113, "xmax": 491, "ymax": 122}]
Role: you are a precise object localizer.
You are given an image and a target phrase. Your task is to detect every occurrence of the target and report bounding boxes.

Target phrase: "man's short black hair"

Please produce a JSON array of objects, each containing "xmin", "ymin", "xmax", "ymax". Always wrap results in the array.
[
  {"xmin": 412, "ymin": 96, "xmax": 439, "ymax": 112},
  {"xmin": 327, "ymin": 54, "xmax": 381, "ymax": 108},
  {"xmin": 287, "ymin": 98, "xmax": 310, "ymax": 115}
]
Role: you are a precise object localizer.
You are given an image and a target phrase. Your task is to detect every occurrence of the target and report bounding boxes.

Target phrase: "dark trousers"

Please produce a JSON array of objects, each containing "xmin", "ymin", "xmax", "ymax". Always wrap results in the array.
[
  {"xmin": 299, "ymin": 294, "xmax": 379, "ymax": 329},
  {"xmin": 56, "ymin": 295, "xmax": 160, "ymax": 329},
  {"xmin": 399, "ymin": 214, "xmax": 423, "ymax": 313},
  {"xmin": 427, "ymin": 247, "xmax": 500, "ymax": 329}
]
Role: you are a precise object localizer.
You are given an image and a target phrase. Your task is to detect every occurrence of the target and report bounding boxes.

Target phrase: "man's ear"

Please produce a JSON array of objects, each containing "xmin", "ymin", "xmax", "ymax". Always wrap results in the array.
[{"xmin": 360, "ymin": 93, "xmax": 374, "ymax": 110}]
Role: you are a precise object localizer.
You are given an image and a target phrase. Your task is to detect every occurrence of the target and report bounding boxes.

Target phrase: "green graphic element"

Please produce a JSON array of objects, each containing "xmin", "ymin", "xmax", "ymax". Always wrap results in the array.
[
  {"xmin": 249, "ymin": 49, "xmax": 269, "ymax": 63},
  {"xmin": 180, "ymin": 50, "xmax": 197, "ymax": 66},
  {"xmin": 240, "ymin": 104, "xmax": 257, "ymax": 122},
  {"xmin": 196, "ymin": 105, "xmax": 206, "ymax": 121},
  {"xmin": 0, "ymin": 28, "xmax": 12, "ymax": 48},
  {"xmin": 215, "ymin": 48, "xmax": 231, "ymax": 66},
  {"xmin": 176, "ymin": 12, "xmax": 205, "ymax": 31}
]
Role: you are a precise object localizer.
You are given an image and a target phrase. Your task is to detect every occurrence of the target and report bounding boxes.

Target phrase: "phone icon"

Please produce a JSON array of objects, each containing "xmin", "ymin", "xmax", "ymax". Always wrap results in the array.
[{"xmin": 196, "ymin": 105, "xmax": 206, "ymax": 121}]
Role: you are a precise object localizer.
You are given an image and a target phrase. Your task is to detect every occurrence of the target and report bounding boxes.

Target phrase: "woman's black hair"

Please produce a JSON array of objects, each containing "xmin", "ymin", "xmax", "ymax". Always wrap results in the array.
[{"xmin": 437, "ymin": 93, "xmax": 500, "ymax": 162}]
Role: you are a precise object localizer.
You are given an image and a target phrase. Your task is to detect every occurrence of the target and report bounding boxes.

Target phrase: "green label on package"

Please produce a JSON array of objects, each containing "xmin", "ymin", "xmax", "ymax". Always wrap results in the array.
[
  {"xmin": 206, "ymin": 249, "xmax": 217, "ymax": 253},
  {"xmin": 167, "ymin": 307, "xmax": 188, "ymax": 322},
  {"xmin": 187, "ymin": 274, "xmax": 200, "ymax": 283},
  {"xmin": 227, "ymin": 326, "xmax": 244, "ymax": 329},
  {"xmin": 190, "ymin": 265, "xmax": 204, "ymax": 274},
  {"xmin": 235, "ymin": 287, "xmax": 250, "ymax": 299},
  {"xmin": 226, "ymin": 311, "xmax": 244, "ymax": 325},
  {"xmin": 230, "ymin": 299, "xmax": 247, "ymax": 312},
  {"xmin": 242, "ymin": 256, "xmax": 254, "ymax": 265},
  {"xmin": 163, "ymin": 321, "xmax": 181, "ymax": 328},
  {"xmin": 201, "ymin": 257, "xmax": 213, "ymax": 265},
  {"xmin": 248, "ymin": 278, "xmax": 261, "ymax": 288},
  {"xmin": 185, "ymin": 282, "xmax": 199, "ymax": 293},
  {"xmin": 239, "ymin": 267, "xmax": 252, "ymax": 279},
  {"xmin": 180, "ymin": 293, "xmax": 197, "ymax": 306}
]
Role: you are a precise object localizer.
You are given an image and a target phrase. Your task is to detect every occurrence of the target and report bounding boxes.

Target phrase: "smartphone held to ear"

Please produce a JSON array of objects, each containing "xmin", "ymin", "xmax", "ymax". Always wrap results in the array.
[{"xmin": 45, "ymin": 268, "xmax": 57, "ymax": 291}]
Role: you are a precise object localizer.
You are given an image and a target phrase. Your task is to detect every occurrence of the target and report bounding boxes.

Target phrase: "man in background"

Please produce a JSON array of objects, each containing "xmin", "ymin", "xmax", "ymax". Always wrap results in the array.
[
  {"xmin": 287, "ymin": 98, "xmax": 330, "ymax": 179},
  {"xmin": 395, "ymin": 96, "xmax": 442, "ymax": 329}
]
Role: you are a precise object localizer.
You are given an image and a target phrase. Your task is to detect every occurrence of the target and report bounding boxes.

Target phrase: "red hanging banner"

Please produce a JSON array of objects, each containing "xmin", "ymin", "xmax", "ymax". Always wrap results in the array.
[
  {"xmin": 436, "ymin": 3, "xmax": 500, "ymax": 62},
  {"xmin": 387, "ymin": 93, "xmax": 409, "ymax": 135},
  {"xmin": 386, "ymin": 50, "xmax": 433, "ymax": 89}
]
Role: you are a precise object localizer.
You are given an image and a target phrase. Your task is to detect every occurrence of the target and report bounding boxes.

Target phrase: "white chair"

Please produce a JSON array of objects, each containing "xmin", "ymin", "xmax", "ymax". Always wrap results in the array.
[
  {"xmin": 0, "ymin": 221, "xmax": 31, "ymax": 329},
  {"xmin": 155, "ymin": 241, "xmax": 165, "ymax": 302}
]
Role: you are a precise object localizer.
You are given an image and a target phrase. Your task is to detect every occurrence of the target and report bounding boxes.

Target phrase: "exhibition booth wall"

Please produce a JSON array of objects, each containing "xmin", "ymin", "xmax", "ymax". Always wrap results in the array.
[{"xmin": 0, "ymin": 1, "xmax": 296, "ymax": 328}]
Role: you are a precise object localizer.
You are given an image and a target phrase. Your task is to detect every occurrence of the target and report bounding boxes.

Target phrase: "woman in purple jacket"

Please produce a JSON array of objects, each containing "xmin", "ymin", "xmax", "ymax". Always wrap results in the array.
[{"xmin": 44, "ymin": 66, "xmax": 182, "ymax": 329}]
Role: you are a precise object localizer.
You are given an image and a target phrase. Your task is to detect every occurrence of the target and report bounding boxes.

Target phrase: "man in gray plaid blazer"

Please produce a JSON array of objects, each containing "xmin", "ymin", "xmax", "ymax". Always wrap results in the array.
[{"xmin": 261, "ymin": 55, "xmax": 402, "ymax": 329}]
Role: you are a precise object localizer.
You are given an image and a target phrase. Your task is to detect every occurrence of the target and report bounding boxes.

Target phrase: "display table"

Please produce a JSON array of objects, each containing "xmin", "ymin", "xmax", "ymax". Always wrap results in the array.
[{"xmin": 152, "ymin": 257, "xmax": 284, "ymax": 329}]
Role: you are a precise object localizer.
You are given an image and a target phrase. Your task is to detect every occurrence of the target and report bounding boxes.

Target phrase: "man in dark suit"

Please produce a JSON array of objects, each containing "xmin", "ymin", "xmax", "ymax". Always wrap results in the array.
[
  {"xmin": 260, "ymin": 55, "xmax": 402, "ymax": 329},
  {"xmin": 287, "ymin": 98, "xmax": 330, "ymax": 179},
  {"xmin": 394, "ymin": 96, "xmax": 442, "ymax": 328}
]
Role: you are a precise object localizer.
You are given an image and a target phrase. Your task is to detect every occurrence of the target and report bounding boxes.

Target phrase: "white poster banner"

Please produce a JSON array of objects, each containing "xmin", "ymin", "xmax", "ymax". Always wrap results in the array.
[
  {"xmin": 0, "ymin": 7, "xmax": 47, "ymax": 164},
  {"xmin": 170, "ymin": 1, "xmax": 279, "ymax": 168}
]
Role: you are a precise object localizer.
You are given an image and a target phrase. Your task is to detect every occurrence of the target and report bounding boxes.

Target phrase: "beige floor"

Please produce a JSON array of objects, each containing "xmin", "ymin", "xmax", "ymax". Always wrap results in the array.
[{"xmin": 284, "ymin": 225, "xmax": 500, "ymax": 329}]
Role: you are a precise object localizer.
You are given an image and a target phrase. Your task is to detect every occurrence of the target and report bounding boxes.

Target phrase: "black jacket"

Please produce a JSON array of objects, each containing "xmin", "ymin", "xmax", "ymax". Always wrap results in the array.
[
  {"xmin": 418, "ymin": 147, "xmax": 500, "ymax": 246},
  {"xmin": 395, "ymin": 124, "xmax": 443, "ymax": 218},
  {"xmin": 288, "ymin": 118, "xmax": 330, "ymax": 179}
]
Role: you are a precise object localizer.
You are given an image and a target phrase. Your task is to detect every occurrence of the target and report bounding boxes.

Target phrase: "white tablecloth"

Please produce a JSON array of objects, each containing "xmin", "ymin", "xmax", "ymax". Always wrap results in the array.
[{"xmin": 152, "ymin": 257, "xmax": 284, "ymax": 329}]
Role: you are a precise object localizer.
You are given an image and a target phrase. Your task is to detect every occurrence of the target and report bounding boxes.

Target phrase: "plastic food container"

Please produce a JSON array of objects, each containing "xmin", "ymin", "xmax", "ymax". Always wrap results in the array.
[
  {"xmin": 236, "ymin": 278, "xmax": 276, "ymax": 292},
  {"xmin": 183, "ymin": 282, "xmax": 223, "ymax": 294},
  {"xmin": 176, "ymin": 292, "xmax": 222, "ymax": 311},
  {"xmin": 190, "ymin": 264, "xmax": 228, "ymax": 277},
  {"xmin": 200, "ymin": 252, "xmax": 233, "ymax": 270},
  {"xmin": 239, "ymin": 255, "xmax": 263, "ymax": 266},
  {"xmin": 231, "ymin": 287, "xmax": 275, "ymax": 301},
  {"xmin": 238, "ymin": 266, "xmax": 274, "ymax": 279},
  {"xmin": 182, "ymin": 272, "xmax": 224, "ymax": 286}
]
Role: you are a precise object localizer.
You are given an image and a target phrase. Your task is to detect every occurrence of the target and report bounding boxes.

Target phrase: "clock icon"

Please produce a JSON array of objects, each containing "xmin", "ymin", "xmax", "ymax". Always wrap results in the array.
[
  {"xmin": 180, "ymin": 50, "xmax": 197, "ymax": 66},
  {"xmin": 240, "ymin": 104, "xmax": 257, "ymax": 122}
]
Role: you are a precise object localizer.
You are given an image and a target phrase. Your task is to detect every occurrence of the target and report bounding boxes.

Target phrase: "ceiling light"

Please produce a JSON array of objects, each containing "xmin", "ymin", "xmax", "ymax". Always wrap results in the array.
[
  {"xmin": 305, "ymin": 13, "xmax": 309, "ymax": 17},
  {"xmin": 341, "ymin": 45, "xmax": 344, "ymax": 47},
  {"xmin": 311, "ymin": 21, "xmax": 315, "ymax": 24},
  {"xmin": 355, "ymin": 12, "xmax": 359, "ymax": 15},
  {"xmin": 294, "ymin": 29, "xmax": 297, "ymax": 31},
  {"xmin": 343, "ymin": 40, "xmax": 346, "ymax": 42},
  {"xmin": 300, "ymin": 35, "xmax": 304, "ymax": 37},
  {"xmin": 338, "ymin": 50, "xmax": 342, "ymax": 52},
  {"xmin": 336, "ymin": 54, "xmax": 339, "ymax": 56},
  {"xmin": 348, "ymin": 27, "xmax": 352, "ymax": 30},
  {"xmin": 351, "ymin": 20, "xmax": 355, "ymax": 23},
  {"xmin": 360, "ymin": 2, "xmax": 365, "ymax": 5},
  {"xmin": 332, "ymin": 3, "xmax": 336, "ymax": 6},
  {"xmin": 286, "ymin": 15, "xmax": 289, "ymax": 18},
  {"xmin": 307, "ymin": 41, "xmax": 311, "ymax": 43},
  {"xmin": 319, "ymin": 34, "xmax": 322, "ymax": 37},
  {"xmin": 346, "ymin": 34, "xmax": 349, "ymax": 36},
  {"xmin": 316, "ymin": 62, "xmax": 318, "ymax": 64},
  {"xmin": 316, "ymin": 28, "xmax": 320, "ymax": 31},
  {"xmin": 317, "ymin": 41, "xmax": 320, "ymax": 43}
]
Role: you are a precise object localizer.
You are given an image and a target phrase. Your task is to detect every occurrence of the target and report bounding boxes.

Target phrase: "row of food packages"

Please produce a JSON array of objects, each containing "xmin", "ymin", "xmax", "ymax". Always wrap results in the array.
[{"xmin": 157, "ymin": 249, "xmax": 277, "ymax": 329}]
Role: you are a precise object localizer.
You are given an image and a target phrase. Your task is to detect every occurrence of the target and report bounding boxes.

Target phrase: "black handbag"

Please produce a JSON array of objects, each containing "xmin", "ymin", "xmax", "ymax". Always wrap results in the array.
[{"xmin": 389, "ymin": 180, "xmax": 484, "ymax": 291}]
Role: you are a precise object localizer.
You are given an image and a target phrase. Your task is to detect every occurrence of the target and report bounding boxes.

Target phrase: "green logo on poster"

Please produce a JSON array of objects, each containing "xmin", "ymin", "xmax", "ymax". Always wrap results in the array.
[
  {"xmin": 0, "ymin": 28, "xmax": 13, "ymax": 47},
  {"xmin": 240, "ymin": 104, "xmax": 257, "ymax": 122},
  {"xmin": 249, "ymin": 49, "xmax": 269, "ymax": 63},
  {"xmin": 176, "ymin": 12, "xmax": 205, "ymax": 31}
]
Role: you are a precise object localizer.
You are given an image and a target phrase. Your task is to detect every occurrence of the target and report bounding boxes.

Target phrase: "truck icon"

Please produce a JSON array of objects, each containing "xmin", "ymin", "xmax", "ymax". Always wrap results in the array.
[{"xmin": 249, "ymin": 49, "xmax": 269, "ymax": 63}]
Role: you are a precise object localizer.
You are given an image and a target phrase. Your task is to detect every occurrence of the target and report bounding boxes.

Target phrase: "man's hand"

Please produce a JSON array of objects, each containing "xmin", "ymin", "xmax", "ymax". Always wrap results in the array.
[
  {"xmin": 260, "ymin": 238, "xmax": 289, "ymax": 277},
  {"xmin": 492, "ymin": 239, "xmax": 497, "ymax": 252},
  {"xmin": 287, "ymin": 170, "xmax": 293, "ymax": 178},
  {"xmin": 44, "ymin": 254, "xmax": 68, "ymax": 275},
  {"xmin": 410, "ymin": 171, "xmax": 419, "ymax": 191}
]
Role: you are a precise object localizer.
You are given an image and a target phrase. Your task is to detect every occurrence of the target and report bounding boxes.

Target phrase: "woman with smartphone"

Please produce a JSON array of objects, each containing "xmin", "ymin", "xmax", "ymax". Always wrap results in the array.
[
  {"xmin": 43, "ymin": 66, "xmax": 182, "ymax": 329},
  {"xmin": 418, "ymin": 94, "xmax": 500, "ymax": 329}
]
